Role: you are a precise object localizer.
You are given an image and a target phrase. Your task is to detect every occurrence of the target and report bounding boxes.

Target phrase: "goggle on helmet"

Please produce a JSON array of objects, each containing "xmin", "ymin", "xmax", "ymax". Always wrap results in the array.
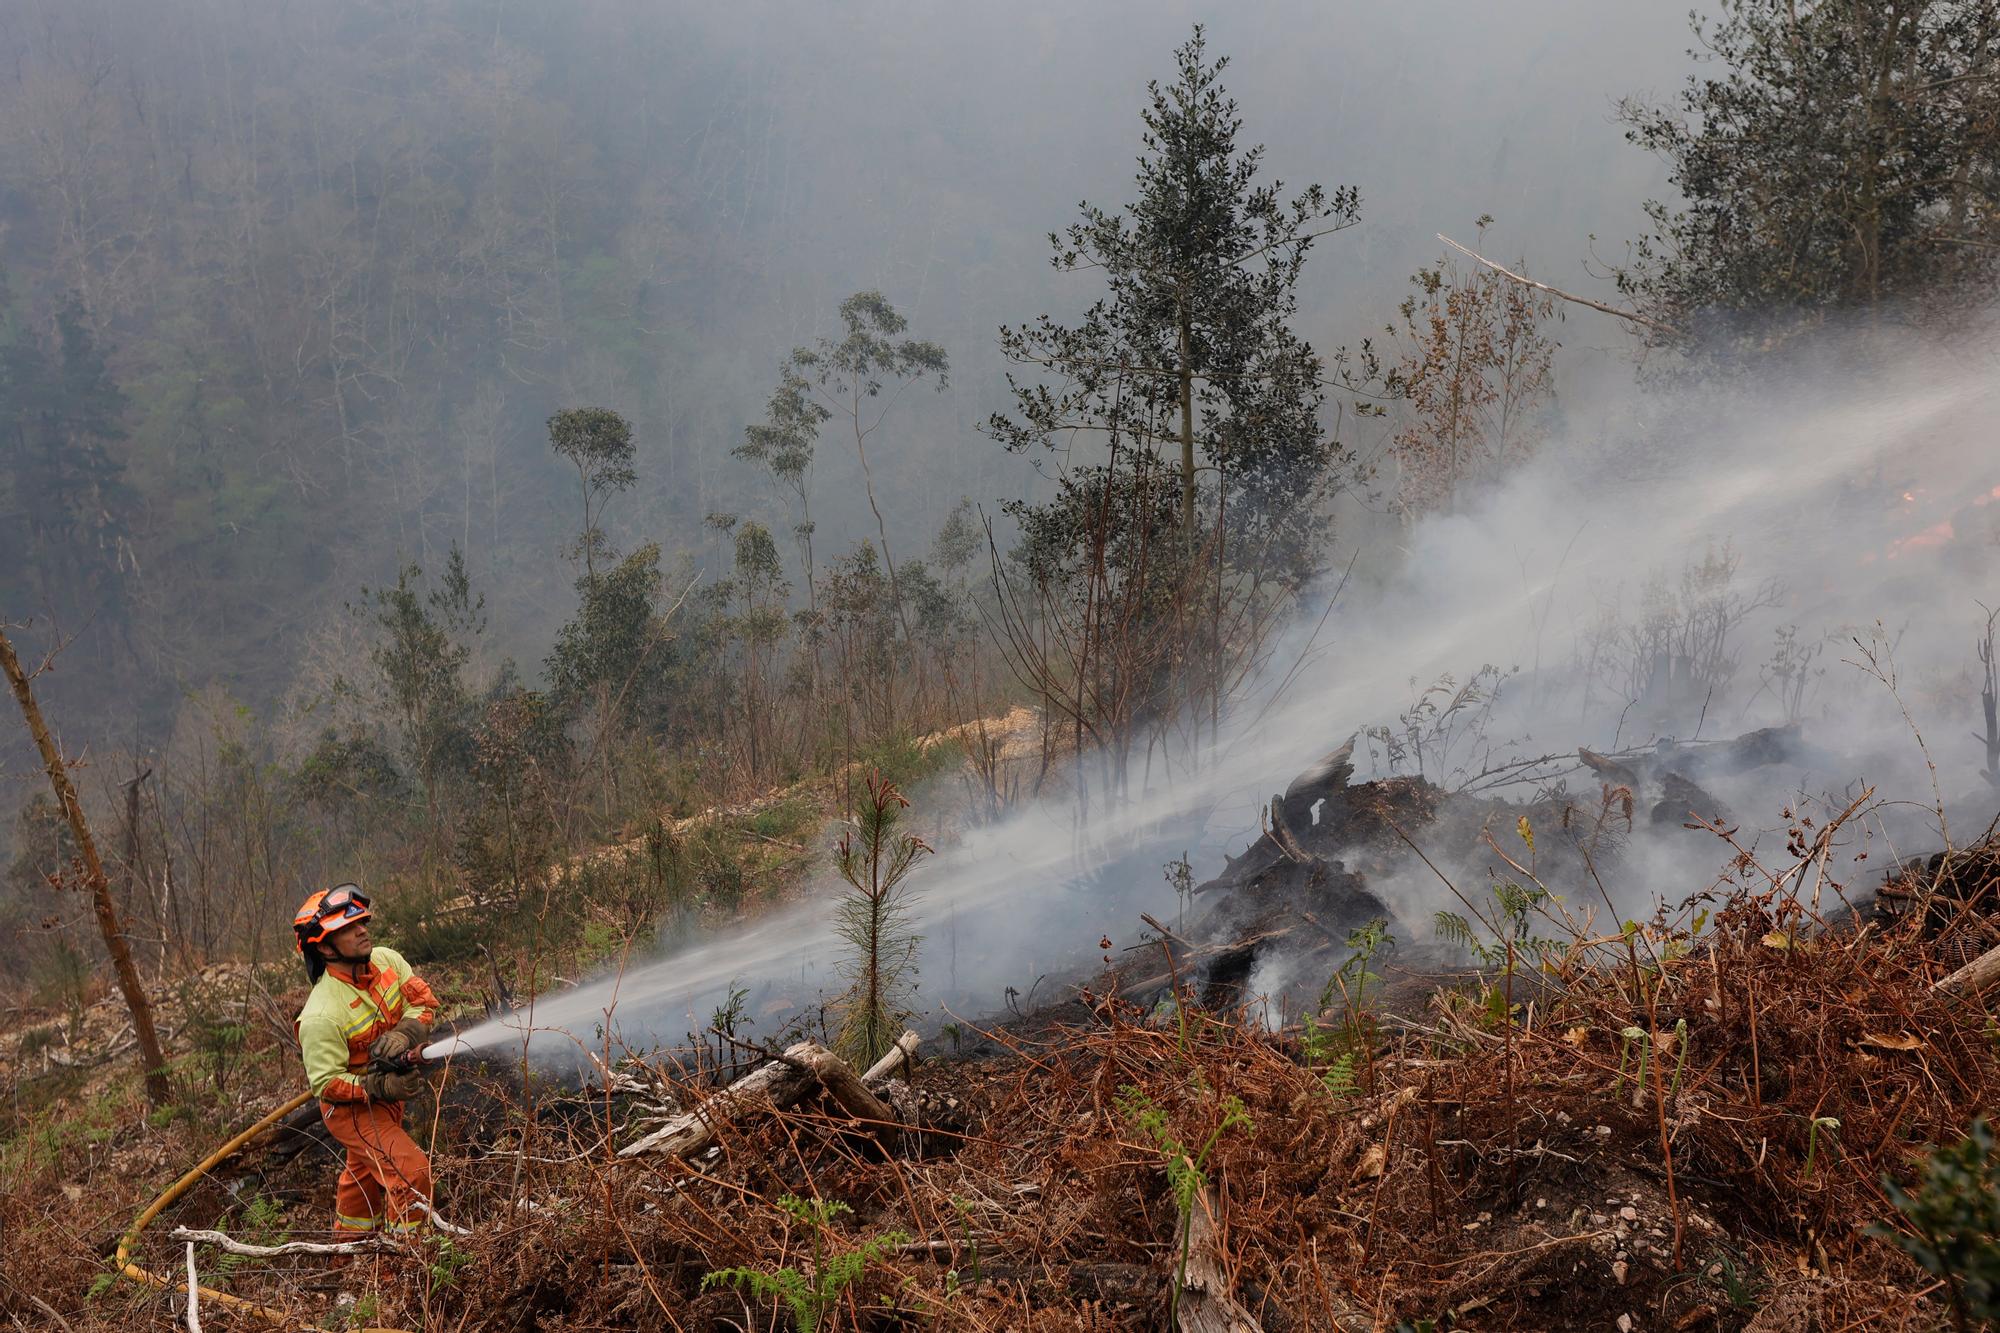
[{"xmin": 293, "ymin": 883, "xmax": 372, "ymax": 954}]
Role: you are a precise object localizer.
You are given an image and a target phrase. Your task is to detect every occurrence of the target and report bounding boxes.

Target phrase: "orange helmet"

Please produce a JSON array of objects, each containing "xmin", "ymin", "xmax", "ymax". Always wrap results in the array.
[{"xmin": 293, "ymin": 883, "xmax": 372, "ymax": 955}]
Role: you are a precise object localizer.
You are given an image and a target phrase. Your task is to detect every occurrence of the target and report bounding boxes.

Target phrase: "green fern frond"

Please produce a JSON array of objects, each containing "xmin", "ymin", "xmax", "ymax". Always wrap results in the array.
[{"xmin": 1434, "ymin": 911, "xmax": 1476, "ymax": 949}]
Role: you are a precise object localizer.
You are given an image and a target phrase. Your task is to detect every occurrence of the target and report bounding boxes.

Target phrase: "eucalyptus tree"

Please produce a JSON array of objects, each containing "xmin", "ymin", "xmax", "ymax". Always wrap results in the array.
[
  {"xmin": 737, "ymin": 292, "xmax": 947, "ymax": 635},
  {"xmin": 705, "ymin": 515, "xmax": 791, "ymax": 780},
  {"xmin": 737, "ymin": 364, "xmax": 824, "ymax": 614},
  {"xmin": 548, "ymin": 407, "xmax": 637, "ymax": 588}
]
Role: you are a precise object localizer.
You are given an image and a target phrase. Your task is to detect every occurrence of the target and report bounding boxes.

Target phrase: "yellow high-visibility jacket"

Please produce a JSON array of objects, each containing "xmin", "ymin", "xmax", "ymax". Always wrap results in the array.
[{"xmin": 295, "ymin": 947, "xmax": 439, "ymax": 1103}]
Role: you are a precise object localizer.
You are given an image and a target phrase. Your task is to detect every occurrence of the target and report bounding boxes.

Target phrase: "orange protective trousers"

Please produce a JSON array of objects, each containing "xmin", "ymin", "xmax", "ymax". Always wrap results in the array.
[{"xmin": 323, "ymin": 1100, "xmax": 432, "ymax": 1233}]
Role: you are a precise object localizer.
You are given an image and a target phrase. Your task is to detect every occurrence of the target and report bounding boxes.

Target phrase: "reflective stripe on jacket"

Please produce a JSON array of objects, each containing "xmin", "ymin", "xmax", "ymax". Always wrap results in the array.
[{"xmin": 295, "ymin": 947, "xmax": 439, "ymax": 1103}]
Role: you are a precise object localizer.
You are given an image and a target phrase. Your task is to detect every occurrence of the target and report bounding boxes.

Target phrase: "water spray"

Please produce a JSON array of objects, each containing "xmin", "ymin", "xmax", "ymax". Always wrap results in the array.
[
  {"xmin": 414, "ymin": 337, "xmax": 2000, "ymax": 1073},
  {"xmin": 415, "ymin": 1034, "xmax": 475, "ymax": 1064}
]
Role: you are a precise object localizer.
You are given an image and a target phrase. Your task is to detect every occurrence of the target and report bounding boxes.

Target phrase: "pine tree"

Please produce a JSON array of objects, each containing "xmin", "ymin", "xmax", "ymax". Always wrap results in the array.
[
  {"xmin": 988, "ymin": 27, "xmax": 1359, "ymax": 772},
  {"xmin": 1619, "ymin": 0, "xmax": 2000, "ymax": 353},
  {"xmin": 833, "ymin": 773, "xmax": 931, "ymax": 1066},
  {"xmin": 993, "ymin": 25, "xmax": 1358, "ymax": 585}
]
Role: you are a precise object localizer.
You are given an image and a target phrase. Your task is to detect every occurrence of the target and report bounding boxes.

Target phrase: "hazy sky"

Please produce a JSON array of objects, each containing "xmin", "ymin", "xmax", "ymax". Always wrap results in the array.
[
  {"xmin": 645, "ymin": 0, "xmax": 1697, "ymax": 546},
  {"xmin": 674, "ymin": 1, "xmax": 1691, "ymax": 348}
]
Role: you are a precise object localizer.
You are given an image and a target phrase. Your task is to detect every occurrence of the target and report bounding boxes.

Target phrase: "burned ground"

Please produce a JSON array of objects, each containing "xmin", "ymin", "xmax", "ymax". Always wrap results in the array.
[
  {"xmin": 173, "ymin": 877, "xmax": 1984, "ymax": 1333},
  {"xmin": 6, "ymin": 727, "xmax": 2000, "ymax": 1331},
  {"xmin": 29, "ymin": 850, "xmax": 1992, "ymax": 1333}
]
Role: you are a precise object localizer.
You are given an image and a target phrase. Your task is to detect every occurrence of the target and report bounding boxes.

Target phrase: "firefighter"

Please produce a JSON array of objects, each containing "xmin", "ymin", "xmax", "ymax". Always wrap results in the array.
[{"xmin": 293, "ymin": 884, "xmax": 442, "ymax": 1236}]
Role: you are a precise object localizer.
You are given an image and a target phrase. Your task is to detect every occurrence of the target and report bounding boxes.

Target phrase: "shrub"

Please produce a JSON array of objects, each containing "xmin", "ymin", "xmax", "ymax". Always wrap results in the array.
[
  {"xmin": 702, "ymin": 1195, "xmax": 906, "ymax": 1332},
  {"xmin": 1870, "ymin": 1117, "xmax": 2000, "ymax": 1327},
  {"xmin": 375, "ymin": 881, "xmax": 486, "ymax": 964}
]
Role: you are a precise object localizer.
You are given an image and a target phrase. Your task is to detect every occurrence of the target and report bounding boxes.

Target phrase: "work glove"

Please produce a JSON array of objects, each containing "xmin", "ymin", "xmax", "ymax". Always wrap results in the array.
[
  {"xmin": 371, "ymin": 1016, "xmax": 432, "ymax": 1063},
  {"xmin": 361, "ymin": 1067, "xmax": 431, "ymax": 1103}
]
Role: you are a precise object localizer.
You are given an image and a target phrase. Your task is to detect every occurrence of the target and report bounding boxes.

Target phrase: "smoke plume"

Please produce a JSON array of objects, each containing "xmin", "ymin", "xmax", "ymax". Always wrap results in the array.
[{"xmin": 450, "ymin": 320, "xmax": 2000, "ymax": 1068}]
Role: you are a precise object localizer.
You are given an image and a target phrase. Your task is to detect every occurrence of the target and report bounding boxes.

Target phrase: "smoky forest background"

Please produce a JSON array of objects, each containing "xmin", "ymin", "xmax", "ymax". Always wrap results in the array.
[
  {"xmin": 0, "ymin": 0, "xmax": 1715, "ymax": 978},
  {"xmin": 6, "ymin": 2, "xmax": 2000, "ymax": 1326},
  {"xmin": 4, "ymin": 0, "xmax": 2000, "ymax": 1004}
]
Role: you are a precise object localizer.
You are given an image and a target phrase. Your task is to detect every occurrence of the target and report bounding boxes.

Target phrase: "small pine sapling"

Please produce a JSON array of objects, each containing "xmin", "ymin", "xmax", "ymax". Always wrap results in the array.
[{"xmin": 834, "ymin": 772, "xmax": 932, "ymax": 1066}]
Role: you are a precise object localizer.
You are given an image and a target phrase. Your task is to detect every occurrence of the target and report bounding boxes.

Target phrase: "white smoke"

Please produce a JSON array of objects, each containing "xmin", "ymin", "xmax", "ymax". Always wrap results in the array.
[{"xmin": 447, "ymin": 322, "xmax": 2000, "ymax": 1068}]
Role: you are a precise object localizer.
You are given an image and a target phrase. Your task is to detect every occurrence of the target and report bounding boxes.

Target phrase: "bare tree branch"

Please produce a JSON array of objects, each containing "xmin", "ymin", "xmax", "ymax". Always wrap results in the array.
[{"xmin": 1436, "ymin": 233, "xmax": 1683, "ymax": 337}]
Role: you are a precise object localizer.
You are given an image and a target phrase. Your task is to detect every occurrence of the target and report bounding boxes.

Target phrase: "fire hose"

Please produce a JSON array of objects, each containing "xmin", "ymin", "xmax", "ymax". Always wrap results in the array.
[{"xmin": 114, "ymin": 1089, "xmax": 413, "ymax": 1333}]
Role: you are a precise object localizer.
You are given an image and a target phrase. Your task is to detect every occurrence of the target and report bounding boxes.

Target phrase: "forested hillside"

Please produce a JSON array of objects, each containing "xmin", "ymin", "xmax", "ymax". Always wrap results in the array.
[
  {"xmin": 0, "ymin": 0, "xmax": 1685, "ymax": 750},
  {"xmin": 6, "ymin": 3, "xmax": 2000, "ymax": 1330},
  {"xmin": 0, "ymin": 0, "xmax": 936, "ymax": 730}
]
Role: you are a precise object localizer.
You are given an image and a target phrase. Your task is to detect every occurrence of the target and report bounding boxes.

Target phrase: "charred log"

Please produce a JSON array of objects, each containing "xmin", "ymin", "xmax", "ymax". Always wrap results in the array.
[
  {"xmin": 618, "ymin": 1031, "xmax": 918, "ymax": 1159},
  {"xmin": 1278, "ymin": 734, "xmax": 1356, "ymax": 830},
  {"xmin": 1651, "ymin": 771, "xmax": 1732, "ymax": 829}
]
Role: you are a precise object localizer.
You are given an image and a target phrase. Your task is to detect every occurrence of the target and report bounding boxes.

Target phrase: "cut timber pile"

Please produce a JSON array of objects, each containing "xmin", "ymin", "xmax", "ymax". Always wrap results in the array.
[{"xmin": 619, "ymin": 1030, "xmax": 918, "ymax": 1158}]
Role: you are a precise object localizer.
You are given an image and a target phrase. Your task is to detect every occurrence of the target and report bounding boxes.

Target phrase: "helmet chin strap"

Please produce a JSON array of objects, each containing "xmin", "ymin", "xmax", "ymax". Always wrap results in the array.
[{"xmin": 321, "ymin": 937, "xmax": 373, "ymax": 969}]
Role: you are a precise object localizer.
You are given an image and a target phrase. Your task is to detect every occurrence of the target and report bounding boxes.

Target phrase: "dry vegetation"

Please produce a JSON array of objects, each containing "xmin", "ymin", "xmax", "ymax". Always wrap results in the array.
[
  {"xmin": 8, "ymin": 818, "xmax": 1996, "ymax": 1332},
  {"xmin": 6, "ymin": 8, "xmax": 2000, "ymax": 1331}
]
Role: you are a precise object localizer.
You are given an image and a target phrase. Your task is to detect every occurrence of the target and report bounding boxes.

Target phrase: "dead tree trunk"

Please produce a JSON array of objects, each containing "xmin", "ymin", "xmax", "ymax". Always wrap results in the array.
[
  {"xmin": 1174, "ymin": 1186, "xmax": 1264, "ymax": 1333},
  {"xmin": 121, "ymin": 766, "xmax": 157, "ymax": 976},
  {"xmin": 1173, "ymin": 1185, "xmax": 1370, "ymax": 1333},
  {"xmin": 0, "ymin": 626, "xmax": 172, "ymax": 1104},
  {"xmin": 1977, "ymin": 607, "xmax": 1999, "ymax": 787}
]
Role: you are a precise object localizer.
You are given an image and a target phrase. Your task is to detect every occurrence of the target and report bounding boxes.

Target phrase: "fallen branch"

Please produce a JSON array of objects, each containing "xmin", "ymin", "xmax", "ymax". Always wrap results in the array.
[
  {"xmin": 893, "ymin": 1236, "xmax": 1001, "ymax": 1258},
  {"xmin": 169, "ymin": 1227, "xmax": 391, "ymax": 1258},
  {"xmin": 15, "ymin": 1293, "xmax": 76, "ymax": 1333},
  {"xmin": 970, "ymin": 1261, "xmax": 1159, "ymax": 1305},
  {"xmin": 1437, "ymin": 234, "xmax": 1683, "ymax": 338},
  {"xmin": 619, "ymin": 1031, "xmax": 918, "ymax": 1159},
  {"xmin": 619, "ymin": 1055, "xmax": 809, "ymax": 1159},
  {"xmin": 413, "ymin": 1201, "xmax": 473, "ymax": 1237},
  {"xmin": 41, "ymin": 1022, "xmax": 179, "ymax": 1070},
  {"xmin": 183, "ymin": 1244, "xmax": 200, "ymax": 1333},
  {"xmin": 1119, "ymin": 927, "xmax": 1302, "ymax": 999},
  {"xmin": 1935, "ymin": 939, "xmax": 2000, "ymax": 997},
  {"xmin": 800, "ymin": 1046, "xmax": 901, "ymax": 1144},
  {"xmin": 47, "ymin": 1035, "xmax": 140, "ymax": 1069},
  {"xmin": 1140, "ymin": 913, "xmax": 1191, "ymax": 948}
]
